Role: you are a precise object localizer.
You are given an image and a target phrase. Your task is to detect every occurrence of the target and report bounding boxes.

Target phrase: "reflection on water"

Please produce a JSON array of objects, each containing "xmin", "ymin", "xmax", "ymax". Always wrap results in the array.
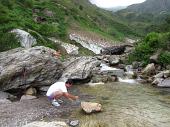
[{"xmin": 71, "ymin": 82, "xmax": 170, "ymax": 127}]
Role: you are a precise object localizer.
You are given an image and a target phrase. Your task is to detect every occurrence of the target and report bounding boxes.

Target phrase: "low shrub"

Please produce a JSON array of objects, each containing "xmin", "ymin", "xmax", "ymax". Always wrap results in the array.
[
  {"xmin": 128, "ymin": 32, "xmax": 170, "ymax": 65},
  {"xmin": 159, "ymin": 51, "xmax": 170, "ymax": 66}
]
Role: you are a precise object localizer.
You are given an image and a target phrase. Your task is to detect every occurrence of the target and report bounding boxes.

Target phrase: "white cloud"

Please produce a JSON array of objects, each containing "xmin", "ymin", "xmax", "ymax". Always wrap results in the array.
[{"xmin": 90, "ymin": 0, "xmax": 146, "ymax": 8}]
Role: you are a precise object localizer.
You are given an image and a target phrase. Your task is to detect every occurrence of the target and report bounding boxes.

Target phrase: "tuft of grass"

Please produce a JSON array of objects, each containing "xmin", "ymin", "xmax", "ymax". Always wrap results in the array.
[{"xmin": 0, "ymin": 32, "xmax": 20, "ymax": 52}]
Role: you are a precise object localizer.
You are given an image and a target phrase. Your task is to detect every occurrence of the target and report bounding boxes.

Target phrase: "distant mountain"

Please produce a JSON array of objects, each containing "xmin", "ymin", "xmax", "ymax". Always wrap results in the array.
[
  {"xmin": 126, "ymin": 0, "xmax": 170, "ymax": 14},
  {"xmin": 104, "ymin": 6, "xmax": 126, "ymax": 12}
]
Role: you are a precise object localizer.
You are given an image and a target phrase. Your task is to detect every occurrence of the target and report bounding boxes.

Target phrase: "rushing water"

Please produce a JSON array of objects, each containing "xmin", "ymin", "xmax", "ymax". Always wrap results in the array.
[{"xmin": 70, "ymin": 82, "xmax": 170, "ymax": 127}]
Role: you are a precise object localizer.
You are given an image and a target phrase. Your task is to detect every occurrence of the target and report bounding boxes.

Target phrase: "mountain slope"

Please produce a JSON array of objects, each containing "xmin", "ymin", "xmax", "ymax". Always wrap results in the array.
[
  {"xmin": 114, "ymin": 0, "xmax": 170, "ymax": 36},
  {"xmin": 0, "ymin": 0, "xmax": 139, "ymax": 52},
  {"xmin": 126, "ymin": 0, "xmax": 170, "ymax": 14}
]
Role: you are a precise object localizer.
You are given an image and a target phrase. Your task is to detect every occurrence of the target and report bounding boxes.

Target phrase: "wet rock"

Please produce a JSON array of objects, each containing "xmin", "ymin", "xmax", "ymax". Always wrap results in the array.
[
  {"xmin": 81, "ymin": 102, "xmax": 102, "ymax": 114},
  {"xmin": 142, "ymin": 63, "xmax": 155, "ymax": 76},
  {"xmin": 125, "ymin": 65, "xmax": 133, "ymax": 72},
  {"xmin": 60, "ymin": 56, "xmax": 101, "ymax": 81},
  {"xmin": 108, "ymin": 56, "xmax": 120, "ymax": 66},
  {"xmin": 157, "ymin": 78, "xmax": 170, "ymax": 87},
  {"xmin": 11, "ymin": 29, "xmax": 36, "ymax": 48},
  {"xmin": 25, "ymin": 87, "xmax": 37, "ymax": 96},
  {"xmin": 0, "ymin": 46, "xmax": 63, "ymax": 91},
  {"xmin": 132, "ymin": 61, "xmax": 140, "ymax": 69},
  {"xmin": 117, "ymin": 64, "xmax": 126, "ymax": 70},
  {"xmin": 20, "ymin": 95, "xmax": 37, "ymax": 101},
  {"xmin": 152, "ymin": 78, "xmax": 164, "ymax": 85},
  {"xmin": 154, "ymin": 70, "xmax": 170, "ymax": 78},
  {"xmin": 23, "ymin": 121, "xmax": 68, "ymax": 127},
  {"xmin": 100, "ymin": 63, "xmax": 125, "ymax": 77},
  {"xmin": 91, "ymin": 74, "xmax": 116, "ymax": 83},
  {"xmin": 125, "ymin": 71, "xmax": 137, "ymax": 79},
  {"xmin": 154, "ymin": 72, "xmax": 164, "ymax": 78},
  {"xmin": 87, "ymin": 82, "xmax": 105, "ymax": 86},
  {"xmin": 69, "ymin": 120, "xmax": 79, "ymax": 127},
  {"xmin": 163, "ymin": 70, "xmax": 170, "ymax": 78},
  {"xmin": 147, "ymin": 77, "xmax": 154, "ymax": 83}
]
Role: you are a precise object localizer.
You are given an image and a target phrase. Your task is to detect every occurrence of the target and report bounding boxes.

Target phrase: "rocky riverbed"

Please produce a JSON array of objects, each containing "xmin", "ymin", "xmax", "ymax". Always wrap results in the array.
[{"xmin": 0, "ymin": 85, "xmax": 92, "ymax": 127}]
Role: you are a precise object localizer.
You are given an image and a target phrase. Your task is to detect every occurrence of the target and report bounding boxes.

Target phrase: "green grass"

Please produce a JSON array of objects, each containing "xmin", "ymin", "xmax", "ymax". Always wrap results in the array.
[{"xmin": 0, "ymin": 0, "xmax": 140, "ymax": 52}]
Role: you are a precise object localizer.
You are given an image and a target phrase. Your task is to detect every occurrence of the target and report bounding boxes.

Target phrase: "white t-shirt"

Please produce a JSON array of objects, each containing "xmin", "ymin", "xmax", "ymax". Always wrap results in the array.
[{"xmin": 46, "ymin": 82, "xmax": 67, "ymax": 96}]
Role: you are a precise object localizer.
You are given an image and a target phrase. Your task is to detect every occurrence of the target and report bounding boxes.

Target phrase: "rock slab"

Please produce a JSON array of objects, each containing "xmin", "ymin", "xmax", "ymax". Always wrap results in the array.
[
  {"xmin": 81, "ymin": 102, "xmax": 102, "ymax": 114},
  {"xmin": 0, "ymin": 46, "xmax": 63, "ymax": 91}
]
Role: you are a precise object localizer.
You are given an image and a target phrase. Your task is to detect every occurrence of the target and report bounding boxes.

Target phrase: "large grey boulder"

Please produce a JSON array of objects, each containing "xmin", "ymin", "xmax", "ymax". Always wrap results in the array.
[
  {"xmin": 0, "ymin": 46, "xmax": 63, "ymax": 91},
  {"xmin": 60, "ymin": 57, "xmax": 101, "ymax": 81},
  {"xmin": 11, "ymin": 29, "xmax": 37, "ymax": 48}
]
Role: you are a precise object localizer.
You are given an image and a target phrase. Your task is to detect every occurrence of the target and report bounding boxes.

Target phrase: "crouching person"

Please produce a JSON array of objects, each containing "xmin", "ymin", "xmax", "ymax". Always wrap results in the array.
[{"xmin": 46, "ymin": 79, "xmax": 79, "ymax": 107}]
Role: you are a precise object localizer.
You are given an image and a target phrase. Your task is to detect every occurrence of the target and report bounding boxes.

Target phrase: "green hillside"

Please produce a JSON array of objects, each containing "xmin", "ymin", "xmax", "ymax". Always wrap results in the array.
[{"xmin": 0, "ymin": 0, "xmax": 138, "ymax": 52}]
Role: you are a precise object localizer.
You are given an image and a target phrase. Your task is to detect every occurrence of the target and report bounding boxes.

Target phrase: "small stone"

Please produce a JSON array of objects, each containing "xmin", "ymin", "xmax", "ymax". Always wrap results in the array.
[
  {"xmin": 81, "ymin": 102, "xmax": 102, "ymax": 114},
  {"xmin": 69, "ymin": 120, "xmax": 79, "ymax": 127},
  {"xmin": 25, "ymin": 87, "xmax": 37, "ymax": 96},
  {"xmin": 39, "ymin": 86, "xmax": 50, "ymax": 92},
  {"xmin": 20, "ymin": 95, "xmax": 37, "ymax": 101}
]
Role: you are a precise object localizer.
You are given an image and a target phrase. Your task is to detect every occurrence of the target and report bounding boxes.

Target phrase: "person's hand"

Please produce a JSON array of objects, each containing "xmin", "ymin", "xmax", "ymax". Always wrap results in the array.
[{"xmin": 75, "ymin": 96, "xmax": 79, "ymax": 100}]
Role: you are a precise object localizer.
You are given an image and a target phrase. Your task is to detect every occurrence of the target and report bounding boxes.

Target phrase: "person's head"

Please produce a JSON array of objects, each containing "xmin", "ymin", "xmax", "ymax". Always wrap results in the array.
[{"xmin": 65, "ymin": 79, "xmax": 73, "ymax": 88}]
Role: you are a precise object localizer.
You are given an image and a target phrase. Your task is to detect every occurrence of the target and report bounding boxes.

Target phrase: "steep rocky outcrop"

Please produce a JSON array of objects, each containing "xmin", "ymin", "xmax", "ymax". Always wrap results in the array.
[
  {"xmin": 60, "ymin": 56, "xmax": 101, "ymax": 82},
  {"xmin": 0, "ymin": 46, "xmax": 63, "ymax": 91}
]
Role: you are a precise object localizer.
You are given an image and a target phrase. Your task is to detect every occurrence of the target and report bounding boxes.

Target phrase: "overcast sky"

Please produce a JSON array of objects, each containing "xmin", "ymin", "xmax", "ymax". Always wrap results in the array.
[{"xmin": 89, "ymin": 0, "xmax": 146, "ymax": 8}]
